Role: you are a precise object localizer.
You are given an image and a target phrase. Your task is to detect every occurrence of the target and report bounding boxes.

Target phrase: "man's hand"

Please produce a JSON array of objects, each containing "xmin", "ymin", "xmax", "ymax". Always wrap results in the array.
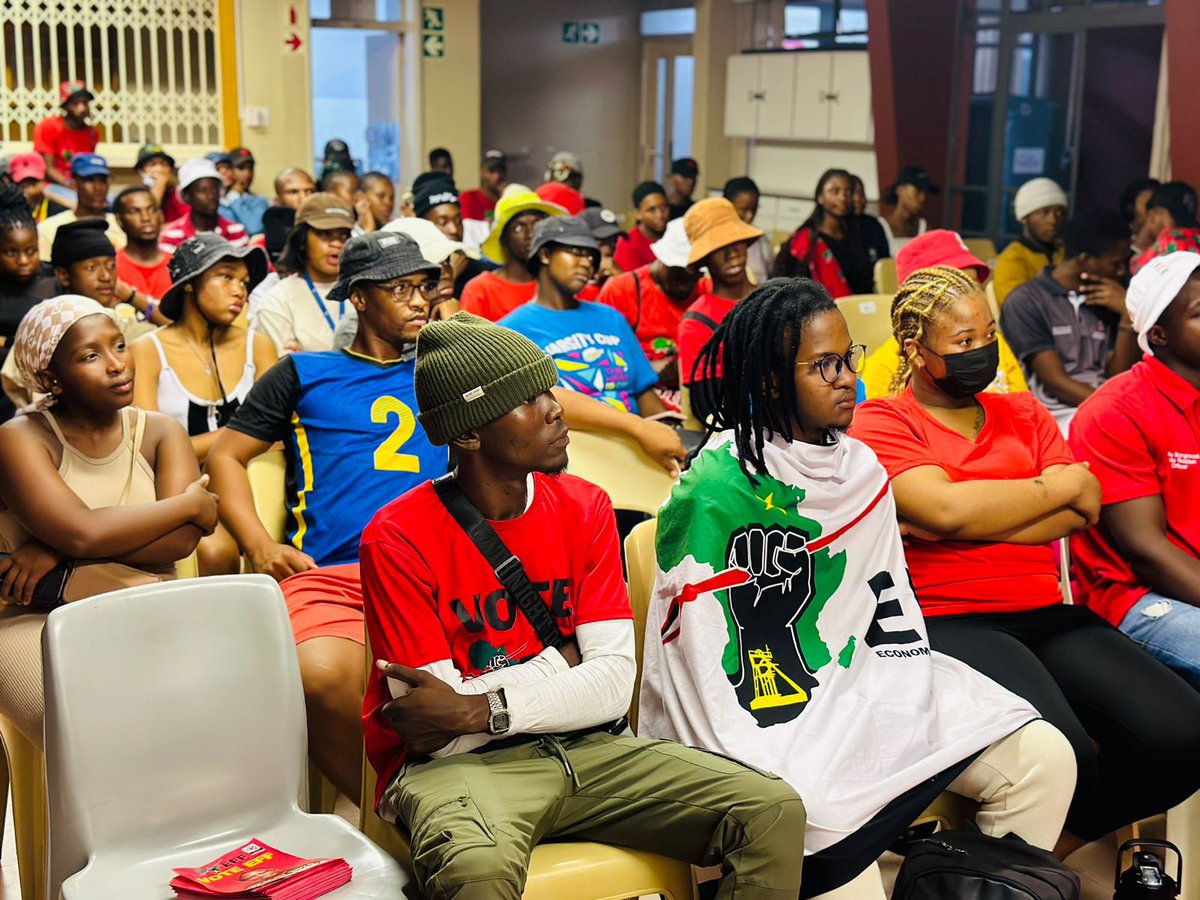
[
  {"xmin": 634, "ymin": 419, "xmax": 686, "ymax": 477},
  {"xmin": 377, "ymin": 661, "xmax": 490, "ymax": 756},
  {"xmin": 248, "ymin": 541, "xmax": 317, "ymax": 582},
  {"xmin": 1079, "ymin": 272, "xmax": 1127, "ymax": 316},
  {"xmin": 0, "ymin": 540, "xmax": 64, "ymax": 606}
]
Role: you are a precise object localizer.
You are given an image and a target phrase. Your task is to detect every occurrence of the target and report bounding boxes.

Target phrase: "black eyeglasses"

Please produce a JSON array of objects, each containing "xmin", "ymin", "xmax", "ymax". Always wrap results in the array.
[
  {"xmin": 797, "ymin": 344, "xmax": 866, "ymax": 384},
  {"xmin": 375, "ymin": 279, "xmax": 440, "ymax": 301}
]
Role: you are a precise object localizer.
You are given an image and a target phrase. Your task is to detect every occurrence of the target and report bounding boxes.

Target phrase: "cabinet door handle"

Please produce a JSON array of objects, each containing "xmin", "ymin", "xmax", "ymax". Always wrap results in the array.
[
  {"xmin": 751, "ymin": 91, "xmax": 766, "ymax": 101},
  {"xmin": 824, "ymin": 91, "xmax": 840, "ymax": 103}
]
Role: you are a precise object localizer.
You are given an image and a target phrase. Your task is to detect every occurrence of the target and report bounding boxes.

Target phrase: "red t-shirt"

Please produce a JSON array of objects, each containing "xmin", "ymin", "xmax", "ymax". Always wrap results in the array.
[
  {"xmin": 597, "ymin": 265, "xmax": 710, "ymax": 362},
  {"xmin": 116, "ymin": 249, "xmax": 173, "ymax": 300},
  {"xmin": 32, "ymin": 115, "xmax": 99, "ymax": 175},
  {"xmin": 459, "ymin": 188, "xmax": 496, "ymax": 223},
  {"xmin": 360, "ymin": 474, "xmax": 632, "ymax": 808},
  {"xmin": 677, "ymin": 293, "xmax": 736, "ymax": 385},
  {"xmin": 849, "ymin": 388, "xmax": 1075, "ymax": 616},
  {"xmin": 1068, "ymin": 357, "xmax": 1200, "ymax": 625},
  {"xmin": 159, "ymin": 213, "xmax": 249, "ymax": 252},
  {"xmin": 459, "ymin": 270, "xmax": 536, "ymax": 321},
  {"xmin": 613, "ymin": 227, "xmax": 657, "ymax": 274}
]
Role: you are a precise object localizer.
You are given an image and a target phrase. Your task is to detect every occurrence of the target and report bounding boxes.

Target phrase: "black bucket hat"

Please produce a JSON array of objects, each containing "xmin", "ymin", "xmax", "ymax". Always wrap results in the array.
[
  {"xmin": 526, "ymin": 215, "xmax": 600, "ymax": 275},
  {"xmin": 328, "ymin": 231, "xmax": 440, "ymax": 303},
  {"xmin": 161, "ymin": 234, "xmax": 269, "ymax": 320}
]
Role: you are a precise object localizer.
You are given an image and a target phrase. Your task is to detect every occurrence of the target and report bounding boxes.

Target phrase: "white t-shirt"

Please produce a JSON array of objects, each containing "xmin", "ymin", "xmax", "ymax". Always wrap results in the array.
[
  {"xmin": 251, "ymin": 272, "xmax": 341, "ymax": 354},
  {"xmin": 879, "ymin": 215, "xmax": 928, "ymax": 256}
]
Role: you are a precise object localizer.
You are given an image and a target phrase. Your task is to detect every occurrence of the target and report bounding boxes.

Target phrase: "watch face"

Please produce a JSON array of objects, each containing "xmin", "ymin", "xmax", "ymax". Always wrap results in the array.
[{"xmin": 492, "ymin": 712, "xmax": 511, "ymax": 734}]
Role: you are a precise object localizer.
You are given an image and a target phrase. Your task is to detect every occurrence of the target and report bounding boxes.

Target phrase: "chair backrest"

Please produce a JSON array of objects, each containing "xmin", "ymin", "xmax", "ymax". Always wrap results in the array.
[
  {"xmin": 835, "ymin": 294, "xmax": 895, "ymax": 356},
  {"xmin": 566, "ymin": 429, "xmax": 676, "ymax": 516},
  {"xmin": 623, "ymin": 518, "xmax": 659, "ymax": 734},
  {"xmin": 248, "ymin": 448, "xmax": 288, "ymax": 542},
  {"xmin": 43, "ymin": 575, "xmax": 308, "ymax": 893},
  {"xmin": 985, "ymin": 278, "xmax": 1002, "ymax": 324},
  {"xmin": 874, "ymin": 257, "xmax": 899, "ymax": 295}
]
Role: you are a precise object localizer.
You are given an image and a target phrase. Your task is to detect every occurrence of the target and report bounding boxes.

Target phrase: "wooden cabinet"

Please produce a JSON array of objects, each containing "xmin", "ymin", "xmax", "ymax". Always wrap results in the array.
[{"xmin": 724, "ymin": 50, "xmax": 872, "ymax": 144}]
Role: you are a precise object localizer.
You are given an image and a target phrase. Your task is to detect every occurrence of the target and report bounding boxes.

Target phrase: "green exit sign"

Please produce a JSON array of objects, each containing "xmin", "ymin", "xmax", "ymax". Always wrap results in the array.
[{"xmin": 562, "ymin": 21, "xmax": 600, "ymax": 44}]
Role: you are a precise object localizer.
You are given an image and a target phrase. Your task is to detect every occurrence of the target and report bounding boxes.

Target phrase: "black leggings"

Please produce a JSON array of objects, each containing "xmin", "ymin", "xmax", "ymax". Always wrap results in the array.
[{"xmin": 927, "ymin": 603, "xmax": 1200, "ymax": 840}]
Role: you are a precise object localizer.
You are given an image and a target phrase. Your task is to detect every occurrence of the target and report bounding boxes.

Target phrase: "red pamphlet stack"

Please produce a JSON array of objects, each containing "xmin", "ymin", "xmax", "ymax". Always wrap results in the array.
[{"xmin": 170, "ymin": 839, "xmax": 351, "ymax": 899}]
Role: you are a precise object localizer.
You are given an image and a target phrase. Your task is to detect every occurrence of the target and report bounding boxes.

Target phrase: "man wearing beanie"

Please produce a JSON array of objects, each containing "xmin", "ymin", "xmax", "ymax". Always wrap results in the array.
[
  {"xmin": 614, "ymin": 180, "xmax": 669, "ymax": 273},
  {"xmin": 993, "ymin": 177, "xmax": 1068, "ymax": 305},
  {"xmin": 206, "ymin": 230, "xmax": 449, "ymax": 799},
  {"xmin": 1069, "ymin": 252, "xmax": 1200, "ymax": 685},
  {"xmin": 361, "ymin": 312, "xmax": 805, "ymax": 900}
]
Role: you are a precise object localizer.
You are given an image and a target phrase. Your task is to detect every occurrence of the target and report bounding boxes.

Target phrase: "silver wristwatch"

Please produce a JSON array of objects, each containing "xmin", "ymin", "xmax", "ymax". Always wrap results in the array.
[{"xmin": 485, "ymin": 688, "xmax": 511, "ymax": 735}]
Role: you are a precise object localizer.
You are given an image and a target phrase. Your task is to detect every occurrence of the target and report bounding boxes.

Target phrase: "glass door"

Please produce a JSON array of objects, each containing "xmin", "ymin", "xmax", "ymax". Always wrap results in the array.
[{"xmin": 640, "ymin": 39, "xmax": 694, "ymax": 185}]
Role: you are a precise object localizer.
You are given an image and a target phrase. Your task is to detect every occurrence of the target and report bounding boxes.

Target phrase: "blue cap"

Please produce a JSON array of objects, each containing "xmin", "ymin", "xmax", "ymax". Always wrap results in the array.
[
  {"xmin": 70, "ymin": 153, "xmax": 109, "ymax": 179},
  {"xmin": 205, "ymin": 150, "xmax": 232, "ymax": 167}
]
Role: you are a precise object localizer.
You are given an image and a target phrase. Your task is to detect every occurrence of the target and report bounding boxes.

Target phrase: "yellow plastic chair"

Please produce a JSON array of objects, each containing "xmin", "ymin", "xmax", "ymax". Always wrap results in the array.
[
  {"xmin": 248, "ymin": 448, "xmax": 289, "ymax": 543},
  {"xmin": 679, "ymin": 385, "xmax": 704, "ymax": 433},
  {"xmin": 0, "ymin": 714, "xmax": 46, "ymax": 900},
  {"xmin": 623, "ymin": 518, "xmax": 658, "ymax": 735},
  {"xmin": 963, "ymin": 238, "xmax": 999, "ymax": 267},
  {"xmin": 985, "ymin": 279, "xmax": 1002, "ymax": 322},
  {"xmin": 835, "ymin": 294, "xmax": 895, "ymax": 357},
  {"xmin": 565, "ymin": 428, "xmax": 676, "ymax": 516},
  {"xmin": 874, "ymin": 257, "xmax": 899, "ymax": 295}
]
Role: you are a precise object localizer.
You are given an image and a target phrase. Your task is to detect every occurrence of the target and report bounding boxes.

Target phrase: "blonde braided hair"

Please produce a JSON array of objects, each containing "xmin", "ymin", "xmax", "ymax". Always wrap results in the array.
[{"xmin": 887, "ymin": 265, "xmax": 986, "ymax": 396}]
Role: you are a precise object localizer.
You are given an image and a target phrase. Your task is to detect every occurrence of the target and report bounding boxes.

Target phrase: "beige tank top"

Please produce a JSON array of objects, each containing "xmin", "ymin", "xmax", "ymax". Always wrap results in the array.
[{"xmin": 0, "ymin": 407, "xmax": 159, "ymax": 552}]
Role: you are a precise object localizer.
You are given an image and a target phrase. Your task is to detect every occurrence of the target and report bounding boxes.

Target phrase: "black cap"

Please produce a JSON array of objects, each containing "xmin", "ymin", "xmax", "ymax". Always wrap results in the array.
[
  {"xmin": 51, "ymin": 218, "xmax": 115, "ymax": 269},
  {"xmin": 412, "ymin": 175, "xmax": 459, "ymax": 219},
  {"xmin": 262, "ymin": 206, "xmax": 296, "ymax": 261},
  {"xmin": 136, "ymin": 144, "xmax": 175, "ymax": 170},
  {"xmin": 670, "ymin": 158, "xmax": 699, "ymax": 178},
  {"xmin": 526, "ymin": 215, "xmax": 600, "ymax": 274},
  {"xmin": 579, "ymin": 207, "xmax": 622, "ymax": 241},
  {"xmin": 328, "ymin": 231, "xmax": 439, "ymax": 303},
  {"xmin": 323, "ymin": 139, "xmax": 354, "ymax": 169},
  {"xmin": 160, "ymin": 234, "xmax": 269, "ymax": 319},
  {"xmin": 886, "ymin": 165, "xmax": 940, "ymax": 203},
  {"xmin": 1149, "ymin": 182, "xmax": 1199, "ymax": 228},
  {"xmin": 482, "ymin": 149, "xmax": 507, "ymax": 170},
  {"xmin": 229, "ymin": 147, "xmax": 255, "ymax": 167}
]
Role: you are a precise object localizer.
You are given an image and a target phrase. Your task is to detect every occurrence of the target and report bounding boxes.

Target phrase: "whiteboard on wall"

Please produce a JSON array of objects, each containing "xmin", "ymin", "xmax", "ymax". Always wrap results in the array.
[{"xmin": 749, "ymin": 143, "xmax": 879, "ymax": 201}]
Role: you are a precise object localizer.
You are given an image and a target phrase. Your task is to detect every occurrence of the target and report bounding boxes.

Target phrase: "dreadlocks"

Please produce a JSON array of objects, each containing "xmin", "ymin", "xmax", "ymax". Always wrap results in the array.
[
  {"xmin": 692, "ymin": 277, "xmax": 837, "ymax": 484},
  {"xmin": 888, "ymin": 265, "xmax": 984, "ymax": 395},
  {"xmin": 0, "ymin": 185, "xmax": 36, "ymax": 240}
]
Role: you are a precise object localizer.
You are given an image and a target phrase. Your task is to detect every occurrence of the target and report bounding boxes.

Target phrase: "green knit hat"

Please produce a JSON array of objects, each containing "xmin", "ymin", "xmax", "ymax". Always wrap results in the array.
[{"xmin": 415, "ymin": 312, "xmax": 558, "ymax": 445}]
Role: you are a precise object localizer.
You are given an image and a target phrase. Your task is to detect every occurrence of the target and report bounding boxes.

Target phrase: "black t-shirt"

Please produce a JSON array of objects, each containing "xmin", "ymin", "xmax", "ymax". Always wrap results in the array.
[
  {"xmin": 856, "ymin": 216, "xmax": 891, "ymax": 265},
  {"xmin": 0, "ymin": 267, "xmax": 57, "ymax": 340},
  {"xmin": 668, "ymin": 199, "xmax": 694, "ymax": 222},
  {"xmin": 226, "ymin": 354, "xmax": 302, "ymax": 443},
  {"xmin": 823, "ymin": 232, "xmax": 875, "ymax": 295}
]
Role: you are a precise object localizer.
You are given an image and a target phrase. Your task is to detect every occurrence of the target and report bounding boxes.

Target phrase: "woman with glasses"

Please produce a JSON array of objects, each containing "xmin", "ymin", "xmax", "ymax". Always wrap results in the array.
[
  {"xmin": 850, "ymin": 265, "xmax": 1200, "ymax": 859},
  {"xmin": 641, "ymin": 277, "xmax": 1076, "ymax": 899},
  {"xmin": 499, "ymin": 215, "xmax": 687, "ymax": 475}
]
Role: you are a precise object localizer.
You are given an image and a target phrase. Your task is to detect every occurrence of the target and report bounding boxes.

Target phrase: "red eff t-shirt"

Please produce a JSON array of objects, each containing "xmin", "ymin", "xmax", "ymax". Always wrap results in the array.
[
  {"xmin": 360, "ymin": 473, "xmax": 632, "ymax": 806},
  {"xmin": 459, "ymin": 188, "xmax": 496, "ymax": 223},
  {"xmin": 677, "ymin": 293, "xmax": 736, "ymax": 385},
  {"xmin": 850, "ymin": 388, "xmax": 1075, "ymax": 616},
  {"xmin": 32, "ymin": 115, "xmax": 99, "ymax": 175},
  {"xmin": 116, "ymin": 249, "xmax": 173, "ymax": 300},
  {"xmin": 613, "ymin": 228, "xmax": 657, "ymax": 274},
  {"xmin": 459, "ymin": 271, "xmax": 537, "ymax": 321},
  {"xmin": 1068, "ymin": 358, "xmax": 1200, "ymax": 625},
  {"xmin": 596, "ymin": 265, "xmax": 709, "ymax": 360}
]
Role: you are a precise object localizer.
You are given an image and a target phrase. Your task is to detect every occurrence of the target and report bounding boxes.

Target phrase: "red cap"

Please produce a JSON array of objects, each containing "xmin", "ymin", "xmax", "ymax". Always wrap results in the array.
[
  {"xmin": 896, "ymin": 230, "xmax": 990, "ymax": 285},
  {"xmin": 59, "ymin": 80, "xmax": 94, "ymax": 105},
  {"xmin": 535, "ymin": 182, "xmax": 584, "ymax": 216},
  {"xmin": 9, "ymin": 153, "xmax": 46, "ymax": 183}
]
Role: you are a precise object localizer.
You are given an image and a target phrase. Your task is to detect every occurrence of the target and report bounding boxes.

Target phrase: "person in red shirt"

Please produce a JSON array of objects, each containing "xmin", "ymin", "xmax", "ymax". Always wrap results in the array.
[
  {"xmin": 849, "ymin": 264, "xmax": 1200, "ymax": 849},
  {"xmin": 575, "ymin": 206, "xmax": 623, "ymax": 301},
  {"xmin": 32, "ymin": 80, "xmax": 98, "ymax": 187},
  {"xmin": 677, "ymin": 197, "xmax": 762, "ymax": 416},
  {"xmin": 159, "ymin": 158, "xmax": 249, "ymax": 252},
  {"xmin": 460, "ymin": 189, "xmax": 563, "ymax": 321},
  {"xmin": 1130, "ymin": 182, "xmax": 1200, "ymax": 275},
  {"xmin": 458, "ymin": 148, "xmax": 507, "ymax": 222},
  {"xmin": 135, "ymin": 144, "xmax": 190, "ymax": 223},
  {"xmin": 614, "ymin": 181, "xmax": 669, "ymax": 273},
  {"xmin": 773, "ymin": 169, "xmax": 875, "ymax": 298},
  {"xmin": 1070, "ymin": 252, "xmax": 1200, "ymax": 688},
  {"xmin": 597, "ymin": 217, "xmax": 708, "ymax": 387},
  {"xmin": 361, "ymin": 311, "xmax": 804, "ymax": 900},
  {"xmin": 113, "ymin": 185, "xmax": 172, "ymax": 325}
]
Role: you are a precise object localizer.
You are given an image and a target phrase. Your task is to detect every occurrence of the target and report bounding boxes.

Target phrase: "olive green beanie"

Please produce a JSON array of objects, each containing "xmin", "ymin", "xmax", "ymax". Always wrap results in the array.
[{"xmin": 415, "ymin": 312, "xmax": 558, "ymax": 445}]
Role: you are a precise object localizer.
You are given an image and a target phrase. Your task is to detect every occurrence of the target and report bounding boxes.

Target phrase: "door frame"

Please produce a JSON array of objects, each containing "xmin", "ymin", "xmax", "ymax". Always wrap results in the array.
[{"xmin": 639, "ymin": 37, "xmax": 693, "ymax": 184}]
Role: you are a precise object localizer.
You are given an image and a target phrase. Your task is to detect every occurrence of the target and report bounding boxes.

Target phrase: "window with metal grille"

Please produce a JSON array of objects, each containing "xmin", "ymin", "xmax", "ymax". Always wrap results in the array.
[{"xmin": 1, "ymin": 0, "xmax": 224, "ymax": 147}]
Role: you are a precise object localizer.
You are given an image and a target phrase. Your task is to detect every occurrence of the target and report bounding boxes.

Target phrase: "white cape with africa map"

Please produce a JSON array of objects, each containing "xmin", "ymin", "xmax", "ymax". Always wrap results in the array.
[{"xmin": 638, "ymin": 431, "xmax": 1040, "ymax": 854}]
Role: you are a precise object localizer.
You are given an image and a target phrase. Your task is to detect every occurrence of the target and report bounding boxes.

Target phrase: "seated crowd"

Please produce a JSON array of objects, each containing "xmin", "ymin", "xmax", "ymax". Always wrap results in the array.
[{"xmin": 2, "ymin": 87, "xmax": 1200, "ymax": 898}]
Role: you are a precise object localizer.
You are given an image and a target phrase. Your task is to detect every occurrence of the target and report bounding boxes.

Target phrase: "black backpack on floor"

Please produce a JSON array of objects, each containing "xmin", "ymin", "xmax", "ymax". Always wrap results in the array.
[{"xmin": 893, "ymin": 830, "xmax": 1080, "ymax": 899}]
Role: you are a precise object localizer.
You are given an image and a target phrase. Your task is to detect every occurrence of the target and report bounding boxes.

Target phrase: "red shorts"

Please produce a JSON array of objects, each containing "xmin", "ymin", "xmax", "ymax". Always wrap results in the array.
[{"xmin": 281, "ymin": 563, "xmax": 364, "ymax": 646}]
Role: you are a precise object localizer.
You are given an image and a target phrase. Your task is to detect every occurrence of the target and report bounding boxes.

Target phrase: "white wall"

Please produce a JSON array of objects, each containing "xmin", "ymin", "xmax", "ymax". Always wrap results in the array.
[{"xmin": 479, "ymin": 0, "xmax": 641, "ymax": 208}]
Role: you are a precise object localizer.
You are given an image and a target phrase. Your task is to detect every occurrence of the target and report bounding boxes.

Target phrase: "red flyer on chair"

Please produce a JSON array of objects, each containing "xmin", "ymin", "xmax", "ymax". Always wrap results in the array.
[{"xmin": 169, "ymin": 838, "xmax": 352, "ymax": 899}]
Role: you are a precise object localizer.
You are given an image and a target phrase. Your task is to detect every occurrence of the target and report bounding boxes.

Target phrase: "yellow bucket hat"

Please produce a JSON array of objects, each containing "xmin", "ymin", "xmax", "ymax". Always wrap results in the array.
[
  {"xmin": 481, "ymin": 189, "xmax": 566, "ymax": 264},
  {"xmin": 684, "ymin": 197, "xmax": 764, "ymax": 268}
]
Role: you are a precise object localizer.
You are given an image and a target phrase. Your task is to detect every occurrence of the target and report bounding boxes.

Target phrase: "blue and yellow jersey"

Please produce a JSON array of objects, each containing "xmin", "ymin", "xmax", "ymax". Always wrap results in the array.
[{"xmin": 229, "ymin": 349, "xmax": 448, "ymax": 566}]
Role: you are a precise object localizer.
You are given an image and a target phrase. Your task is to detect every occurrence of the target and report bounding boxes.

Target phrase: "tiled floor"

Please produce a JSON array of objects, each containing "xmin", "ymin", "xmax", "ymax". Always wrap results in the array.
[{"xmin": 0, "ymin": 795, "xmax": 1153, "ymax": 899}]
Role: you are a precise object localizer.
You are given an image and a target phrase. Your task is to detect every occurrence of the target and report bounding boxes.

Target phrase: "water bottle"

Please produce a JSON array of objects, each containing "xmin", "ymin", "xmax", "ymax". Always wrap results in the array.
[{"xmin": 1114, "ymin": 838, "xmax": 1180, "ymax": 899}]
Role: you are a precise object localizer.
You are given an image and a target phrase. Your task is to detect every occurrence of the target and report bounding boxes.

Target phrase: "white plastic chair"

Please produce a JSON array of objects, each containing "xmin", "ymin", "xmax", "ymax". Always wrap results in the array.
[{"xmin": 42, "ymin": 574, "xmax": 409, "ymax": 899}]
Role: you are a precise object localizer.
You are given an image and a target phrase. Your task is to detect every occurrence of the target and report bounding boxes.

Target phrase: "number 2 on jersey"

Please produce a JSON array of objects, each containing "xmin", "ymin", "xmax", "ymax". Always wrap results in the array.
[{"xmin": 371, "ymin": 396, "xmax": 420, "ymax": 472}]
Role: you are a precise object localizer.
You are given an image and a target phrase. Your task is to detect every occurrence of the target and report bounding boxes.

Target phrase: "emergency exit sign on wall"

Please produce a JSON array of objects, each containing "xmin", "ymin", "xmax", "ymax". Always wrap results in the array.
[{"xmin": 562, "ymin": 21, "xmax": 600, "ymax": 44}]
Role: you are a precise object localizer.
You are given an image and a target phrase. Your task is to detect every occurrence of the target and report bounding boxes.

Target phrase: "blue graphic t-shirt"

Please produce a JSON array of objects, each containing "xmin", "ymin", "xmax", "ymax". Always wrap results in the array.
[{"xmin": 500, "ymin": 300, "xmax": 659, "ymax": 413}]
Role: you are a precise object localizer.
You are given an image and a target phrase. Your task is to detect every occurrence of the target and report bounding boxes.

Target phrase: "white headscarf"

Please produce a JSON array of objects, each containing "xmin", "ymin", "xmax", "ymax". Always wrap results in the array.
[{"xmin": 11, "ymin": 295, "xmax": 115, "ymax": 406}]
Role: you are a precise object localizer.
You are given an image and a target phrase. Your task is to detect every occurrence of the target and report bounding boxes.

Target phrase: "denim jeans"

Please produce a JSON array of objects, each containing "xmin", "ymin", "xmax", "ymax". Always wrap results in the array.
[{"xmin": 1119, "ymin": 592, "xmax": 1200, "ymax": 691}]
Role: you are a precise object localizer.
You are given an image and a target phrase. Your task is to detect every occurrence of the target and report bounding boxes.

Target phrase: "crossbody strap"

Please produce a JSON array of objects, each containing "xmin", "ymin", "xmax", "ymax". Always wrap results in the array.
[
  {"xmin": 433, "ymin": 474, "xmax": 565, "ymax": 650},
  {"xmin": 681, "ymin": 309, "xmax": 720, "ymax": 331}
]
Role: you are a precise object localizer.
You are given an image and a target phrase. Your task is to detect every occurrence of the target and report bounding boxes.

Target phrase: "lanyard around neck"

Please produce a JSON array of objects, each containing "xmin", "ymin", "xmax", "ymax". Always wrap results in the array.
[{"xmin": 302, "ymin": 270, "xmax": 343, "ymax": 331}]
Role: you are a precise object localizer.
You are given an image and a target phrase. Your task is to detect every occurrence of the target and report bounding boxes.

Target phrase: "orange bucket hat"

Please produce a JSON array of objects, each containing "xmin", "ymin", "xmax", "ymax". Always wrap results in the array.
[{"xmin": 683, "ymin": 197, "xmax": 763, "ymax": 267}]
